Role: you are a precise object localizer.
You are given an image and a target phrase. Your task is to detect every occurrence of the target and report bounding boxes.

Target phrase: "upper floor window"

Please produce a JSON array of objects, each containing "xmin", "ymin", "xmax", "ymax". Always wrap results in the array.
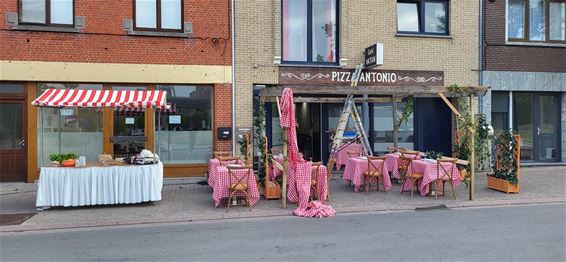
[
  {"xmin": 134, "ymin": 0, "xmax": 183, "ymax": 31},
  {"xmin": 19, "ymin": 0, "xmax": 74, "ymax": 26},
  {"xmin": 508, "ymin": 0, "xmax": 566, "ymax": 42},
  {"xmin": 397, "ymin": 0, "xmax": 449, "ymax": 35},
  {"xmin": 282, "ymin": 0, "xmax": 338, "ymax": 64}
]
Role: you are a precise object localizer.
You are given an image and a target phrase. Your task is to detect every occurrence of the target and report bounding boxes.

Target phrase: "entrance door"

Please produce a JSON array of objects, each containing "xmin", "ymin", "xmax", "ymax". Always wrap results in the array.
[
  {"xmin": 514, "ymin": 92, "xmax": 561, "ymax": 162},
  {"xmin": 415, "ymin": 98, "xmax": 452, "ymax": 156},
  {"xmin": 112, "ymin": 86, "xmax": 147, "ymax": 158},
  {"xmin": 0, "ymin": 101, "xmax": 26, "ymax": 181},
  {"xmin": 295, "ymin": 103, "xmax": 321, "ymax": 161}
]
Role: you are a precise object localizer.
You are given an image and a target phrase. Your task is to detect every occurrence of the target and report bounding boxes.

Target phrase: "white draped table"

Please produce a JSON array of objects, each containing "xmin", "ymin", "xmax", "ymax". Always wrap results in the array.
[{"xmin": 36, "ymin": 162, "xmax": 163, "ymax": 208}]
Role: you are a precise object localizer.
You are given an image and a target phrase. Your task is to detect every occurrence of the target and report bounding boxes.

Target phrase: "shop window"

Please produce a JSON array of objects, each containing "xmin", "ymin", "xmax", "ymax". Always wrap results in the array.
[
  {"xmin": 282, "ymin": 0, "xmax": 338, "ymax": 64},
  {"xmin": 397, "ymin": 0, "xmax": 449, "ymax": 35},
  {"xmin": 372, "ymin": 101, "xmax": 414, "ymax": 154},
  {"xmin": 36, "ymin": 83, "xmax": 103, "ymax": 167},
  {"xmin": 508, "ymin": 0, "xmax": 566, "ymax": 42},
  {"xmin": 19, "ymin": 0, "xmax": 74, "ymax": 26},
  {"xmin": 491, "ymin": 91, "xmax": 509, "ymax": 133},
  {"xmin": 134, "ymin": 0, "xmax": 183, "ymax": 31},
  {"xmin": 155, "ymin": 85, "xmax": 213, "ymax": 164}
]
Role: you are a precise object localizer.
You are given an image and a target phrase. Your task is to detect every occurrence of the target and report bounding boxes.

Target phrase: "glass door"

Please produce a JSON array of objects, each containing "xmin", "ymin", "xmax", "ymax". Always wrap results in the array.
[
  {"xmin": 513, "ymin": 92, "xmax": 534, "ymax": 161},
  {"xmin": 112, "ymin": 86, "xmax": 147, "ymax": 158},
  {"xmin": 0, "ymin": 101, "xmax": 26, "ymax": 181},
  {"xmin": 536, "ymin": 94, "xmax": 561, "ymax": 162}
]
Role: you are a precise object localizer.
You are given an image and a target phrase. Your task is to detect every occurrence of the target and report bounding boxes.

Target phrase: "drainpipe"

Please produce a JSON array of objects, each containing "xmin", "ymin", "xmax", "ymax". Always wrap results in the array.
[
  {"xmin": 231, "ymin": 0, "xmax": 236, "ymax": 155},
  {"xmin": 478, "ymin": 0, "xmax": 484, "ymax": 115}
]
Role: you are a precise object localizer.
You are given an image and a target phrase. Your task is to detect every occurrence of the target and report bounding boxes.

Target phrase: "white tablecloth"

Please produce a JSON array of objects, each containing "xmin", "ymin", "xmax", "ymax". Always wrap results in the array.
[{"xmin": 36, "ymin": 162, "xmax": 163, "ymax": 207}]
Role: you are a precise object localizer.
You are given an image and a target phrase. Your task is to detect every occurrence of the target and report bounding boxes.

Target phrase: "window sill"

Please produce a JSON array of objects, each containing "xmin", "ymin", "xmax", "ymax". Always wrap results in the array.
[
  {"xmin": 395, "ymin": 33, "xmax": 452, "ymax": 39},
  {"xmin": 127, "ymin": 30, "xmax": 189, "ymax": 38},
  {"xmin": 10, "ymin": 24, "xmax": 81, "ymax": 33},
  {"xmin": 505, "ymin": 41, "xmax": 566, "ymax": 48},
  {"xmin": 278, "ymin": 63, "xmax": 343, "ymax": 68}
]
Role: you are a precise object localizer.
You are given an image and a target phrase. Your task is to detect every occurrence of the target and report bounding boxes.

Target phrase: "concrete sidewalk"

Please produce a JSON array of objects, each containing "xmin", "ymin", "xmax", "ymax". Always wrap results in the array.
[{"xmin": 1, "ymin": 166, "xmax": 564, "ymax": 232}]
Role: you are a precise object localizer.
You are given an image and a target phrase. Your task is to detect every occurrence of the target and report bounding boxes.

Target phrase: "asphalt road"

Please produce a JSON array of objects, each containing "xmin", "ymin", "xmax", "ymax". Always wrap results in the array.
[{"xmin": 1, "ymin": 204, "xmax": 565, "ymax": 262}]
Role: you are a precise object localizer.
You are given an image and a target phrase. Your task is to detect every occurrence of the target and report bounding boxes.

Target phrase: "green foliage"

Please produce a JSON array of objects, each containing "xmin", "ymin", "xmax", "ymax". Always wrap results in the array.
[
  {"xmin": 49, "ymin": 152, "xmax": 78, "ymax": 162},
  {"xmin": 394, "ymin": 96, "xmax": 414, "ymax": 131},
  {"xmin": 253, "ymin": 102, "xmax": 267, "ymax": 184},
  {"xmin": 488, "ymin": 130, "xmax": 519, "ymax": 185},
  {"xmin": 424, "ymin": 150, "xmax": 443, "ymax": 160}
]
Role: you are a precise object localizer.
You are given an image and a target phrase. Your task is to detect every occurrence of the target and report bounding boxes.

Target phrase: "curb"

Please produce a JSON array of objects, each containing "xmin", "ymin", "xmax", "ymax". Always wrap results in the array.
[{"xmin": 1, "ymin": 198, "xmax": 564, "ymax": 233}]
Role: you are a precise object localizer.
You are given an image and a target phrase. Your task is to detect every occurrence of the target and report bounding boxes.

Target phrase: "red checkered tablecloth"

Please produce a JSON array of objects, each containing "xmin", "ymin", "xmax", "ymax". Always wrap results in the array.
[
  {"xmin": 336, "ymin": 143, "xmax": 362, "ymax": 170},
  {"xmin": 401, "ymin": 159, "xmax": 461, "ymax": 196},
  {"xmin": 208, "ymin": 158, "xmax": 240, "ymax": 187},
  {"xmin": 384, "ymin": 153, "xmax": 402, "ymax": 179},
  {"xmin": 212, "ymin": 166, "xmax": 260, "ymax": 207},
  {"xmin": 343, "ymin": 157, "xmax": 392, "ymax": 192},
  {"xmin": 287, "ymin": 162, "xmax": 328, "ymax": 204}
]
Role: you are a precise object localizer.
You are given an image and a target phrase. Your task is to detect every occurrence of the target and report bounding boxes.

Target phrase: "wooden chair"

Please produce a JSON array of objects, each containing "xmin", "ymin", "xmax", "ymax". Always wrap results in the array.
[
  {"xmin": 363, "ymin": 156, "xmax": 387, "ymax": 193},
  {"xmin": 218, "ymin": 156, "xmax": 241, "ymax": 166},
  {"xmin": 347, "ymin": 150, "xmax": 361, "ymax": 158},
  {"xmin": 213, "ymin": 151, "xmax": 232, "ymax": 158},
  {"xmin": 387, "ymin": 146, "xmax": 406, "ymax": 153},
  {"xmin": 310, "ymin": 162, "xmax": 323, "ymax": 200},
  {"xmin": 226, "ymin": 165, "xmax": 254, "ymax": 212},
  {"xmin": 400, "ymin": 156, "xmax": 423, "ymax": 197},
  {"xmin": 434, "ymin": 159, "xmax": 458, "ymax": 200}
]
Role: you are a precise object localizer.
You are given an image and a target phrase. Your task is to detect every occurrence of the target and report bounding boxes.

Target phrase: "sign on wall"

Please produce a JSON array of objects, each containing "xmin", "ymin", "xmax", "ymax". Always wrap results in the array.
[
  {"xmin": 279, "ymin": 67, "xmax": 444, "ymax": 87},
  {"xmin": 364, "ymin": 43, "xmax": 383, "ymax": 68}
]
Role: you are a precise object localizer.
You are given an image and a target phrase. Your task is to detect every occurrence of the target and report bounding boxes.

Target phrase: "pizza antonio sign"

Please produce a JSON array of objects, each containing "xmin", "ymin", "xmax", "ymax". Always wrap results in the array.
[{"xmin": 279, "ymin": 67, "xmax": 444, "ymax": 87}]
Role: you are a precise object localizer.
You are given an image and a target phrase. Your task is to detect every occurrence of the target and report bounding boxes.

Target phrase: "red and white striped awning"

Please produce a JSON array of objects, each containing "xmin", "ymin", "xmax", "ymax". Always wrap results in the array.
[
  {"xmin": 114, "ymin": 103, "xmax": 176, "ymax": 115},
  {"xmin": 32, "ymin": 89, "xmax": 167, "ymax": 108}
]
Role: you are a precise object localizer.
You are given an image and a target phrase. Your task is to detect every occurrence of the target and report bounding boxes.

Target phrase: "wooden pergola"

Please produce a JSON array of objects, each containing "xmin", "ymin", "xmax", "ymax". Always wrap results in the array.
[{"xmin": 259, "ymin": 85, "xmax": 488, "ymax": 207}]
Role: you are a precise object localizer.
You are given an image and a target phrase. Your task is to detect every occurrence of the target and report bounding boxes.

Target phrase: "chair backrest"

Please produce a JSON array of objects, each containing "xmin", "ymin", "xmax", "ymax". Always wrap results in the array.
[
  {"xmin": 227, "ymin": 165, "xmax": 253, "ymax": 190},
  {"xmin": 213, "ymin": 151, "xmax": 232, "ymax": 158},
  {"xmin": 388, "ymin": 146, "xmax": 406, "ymax": 153},
  {"xmin": 347, "ymin": 150, "xmax": 361, "ymax": 158},
  {"xmin": 401, "ymin": 151, "xmax": 420, "ymax": 160},
  {"xmin": 218, "ymin": 156, "xmax": 241, "ymax": 166},
  {"xmin": 367, "ymin": 156, "xmax": 386, "ymax": 175},
  {"xmin": 326, "ymin": 157, "xmax": 336, "ymax": 180},
  {"xmin": 436, "ymin": 159, "xmax": 457, "ymax": 180},
  {"xmin": 311, "ymin": 162, "xmax": 323, "ymax": 182},
  {"xmin": 399, "ymin": 156, "xmax": 414, "ymax": 176}
]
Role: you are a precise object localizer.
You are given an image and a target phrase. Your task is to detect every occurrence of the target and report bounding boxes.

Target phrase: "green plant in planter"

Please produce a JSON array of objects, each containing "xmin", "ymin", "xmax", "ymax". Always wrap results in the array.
[
  {"xmin": 424, "ymin": 150, "xmax": 443, "ymax": 160},
  {"xmin": 49, "ymin": 152, "xmax": 78, "ymax": 164},
  {"xmin": 488, "ymin": 129, "xmax": 518, "ymax": 185}
]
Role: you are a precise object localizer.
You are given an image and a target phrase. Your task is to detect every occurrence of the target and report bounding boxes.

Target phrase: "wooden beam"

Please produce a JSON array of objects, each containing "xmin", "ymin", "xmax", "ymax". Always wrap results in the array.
[
  {"xmin": 392, "ymin": 95, "xmax": 398, "ymax": 148},
  {"xmin": 437, "ymin": 92, "xmax": 475, "ymax": 134},
  {"xmin": 26, "ymin": 82, "xmax": 38, "ymax": 182},
  {"xmin": 276, "ymin": 96, "xmax": 287, "ymax": 209},
  {"xmin": 259, "ymin": 86, "xmax": 487, "ymax": 97},
  {"xmin": 469, "ymin": 94, "xmax": 475, "ymax": 201}
]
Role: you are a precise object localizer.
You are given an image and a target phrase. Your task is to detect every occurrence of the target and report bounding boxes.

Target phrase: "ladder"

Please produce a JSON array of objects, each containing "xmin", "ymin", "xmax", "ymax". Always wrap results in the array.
[{"xmin": 327, "ymin": 64, "xmax": 373, "ymax": 171}]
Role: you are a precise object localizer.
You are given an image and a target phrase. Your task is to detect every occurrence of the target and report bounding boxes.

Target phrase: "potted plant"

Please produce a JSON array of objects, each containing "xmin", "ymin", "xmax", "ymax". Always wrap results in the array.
[
  {"xmin": 49, "ymin": 152, "xmax": 78, "ymax": 167},
  {"xmin": 487, "ymin": 130, "xmax": 520, "ymax": 193}
]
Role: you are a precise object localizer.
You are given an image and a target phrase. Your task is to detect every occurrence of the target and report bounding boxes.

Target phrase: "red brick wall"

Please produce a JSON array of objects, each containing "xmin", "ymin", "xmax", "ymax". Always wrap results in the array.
[
  {"xmin": 483, "ymin": 0, "xmax": 566, "ymax": 72},
  {"xmin": 213, "ymin": 83, "xmax": 232, "ymax": 152},
  {"xmin": 0, "ymin": 0, "xmax": 232, "ymax": 66}
]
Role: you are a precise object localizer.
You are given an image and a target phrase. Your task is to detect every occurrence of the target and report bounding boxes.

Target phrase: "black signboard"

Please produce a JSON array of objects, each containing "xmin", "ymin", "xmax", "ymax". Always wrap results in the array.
[{"xmin": 364, "ymin": 44, "xmax": 378, "ymax": 68}]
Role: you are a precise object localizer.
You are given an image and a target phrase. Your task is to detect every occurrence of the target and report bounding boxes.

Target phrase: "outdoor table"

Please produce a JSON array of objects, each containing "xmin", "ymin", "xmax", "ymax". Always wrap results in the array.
[
  {"xmin": 401, "ymin": 159, "xmax": 461, "ymax": 196},
  {"xmin": 287, "ymin": 162, "xmax": 328, "ymax": 204},
  {"xmin": 36, "ymin": 162, "xmax": 163, "ymax": 208},
  {"xmin": 384, "ymin": 153, "xmax": 402, "ymax": 179},
  {"xmin": 343, "ymin": 157, "xmax": 392, "ymax": 192},
  {"xmin": 336, "ymin": 143, "xmax": 362, "ymax": 170},
  {"xmin": 208, "ymin": 158, "xmax": 241, "ymax": 187},
  {"xmin": 212, "ymin": 166, "xmax": 260, "ymax": 207}
]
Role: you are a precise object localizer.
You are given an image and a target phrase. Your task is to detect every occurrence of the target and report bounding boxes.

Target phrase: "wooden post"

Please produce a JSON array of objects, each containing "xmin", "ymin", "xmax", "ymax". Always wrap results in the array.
[
  {"xmin": 392, "ymin": 95, "xmax": 398, "ymax": 148},
  {"xmin": 276, "ymin": 97, "xmax": 287, "ymax": 209},
  {"xmin": 469, "ymin": 94, "xmax": 475, "ymax": 201}
]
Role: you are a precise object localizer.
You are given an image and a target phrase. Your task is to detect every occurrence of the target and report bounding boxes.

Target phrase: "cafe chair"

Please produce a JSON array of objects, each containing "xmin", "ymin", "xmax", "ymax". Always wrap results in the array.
[
  {"xmin": 226, "ymin": 165, "xmax": 254, "ymax": 212},
  {"xmin": 218, "ymin": 156, "xmax": 241, "ymax": 166},
  {"xmin": 347, "ymin": 150, "xmax": 361, "ymax": 158},
  {"xmin": 435, "ymin": 159, "xmax": 458, "ymax": 200},
  {"xmin": 310, "ymin": 162, "xmax": 323, "ymax": 200},
  {"xmin": 400, "ymin": 156, "xmax": 423, "ymax": 197},
  {"xmin": 387, "ymin": 146, "xmax": 406, "ymax": 153},
  {"xmin": 363, "ymin": 156, "xmax": 387, "ymax": 193},
  {"xmin": 213, "ymin": 151, "xmax": 232, "ymax": 158}
]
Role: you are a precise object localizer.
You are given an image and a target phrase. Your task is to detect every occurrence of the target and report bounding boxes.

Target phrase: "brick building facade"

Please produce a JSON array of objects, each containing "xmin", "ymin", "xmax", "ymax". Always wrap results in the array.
[
  {"xmin": 0, "ymin": 0, "xmax": 233, "ymax": 181},
  {"xmin": 480, "ymin": 0, "xmax": 566, "ymax": 163},
  {"xmin": 234, "ymin": 0, "xmax": 480, "ymax": 162}
]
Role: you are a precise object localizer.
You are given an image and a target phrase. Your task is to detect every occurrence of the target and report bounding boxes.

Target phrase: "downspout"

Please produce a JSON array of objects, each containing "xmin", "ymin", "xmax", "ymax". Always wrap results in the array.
[
  {"xmin": 231, "ymin": 0, "xmax": 237, "ymax": 155},
  {"xmin": 478, "ymin": 0, "xmax": 484, "ymax": 114}
]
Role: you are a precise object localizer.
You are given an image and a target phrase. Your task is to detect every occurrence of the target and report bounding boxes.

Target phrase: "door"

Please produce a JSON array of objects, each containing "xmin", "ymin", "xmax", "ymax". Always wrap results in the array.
[
  {"xmin": 0, "ymin": 101, "xmax": 26, "ymax": 181},
  {"xmin": 415, "ymin": 98, "xmax": 452, "ymax": 156},
  {"xmin": 112, "ymin": 86, "xmax": 147, "ymax": 158},
  {"xmin": 514, "ymin": 92, "xmax": 561, "ymax": 162}
]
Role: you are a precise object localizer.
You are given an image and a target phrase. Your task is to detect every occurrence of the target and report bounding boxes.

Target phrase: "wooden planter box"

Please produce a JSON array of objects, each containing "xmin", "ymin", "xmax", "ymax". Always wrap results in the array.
[
  {"xmin": 487, "ymin": 176, "xmax": 519, "ymax": 193},
  {"xmin": 263, "ymin": 181, "xmax": 281, "ymax": 200}
]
